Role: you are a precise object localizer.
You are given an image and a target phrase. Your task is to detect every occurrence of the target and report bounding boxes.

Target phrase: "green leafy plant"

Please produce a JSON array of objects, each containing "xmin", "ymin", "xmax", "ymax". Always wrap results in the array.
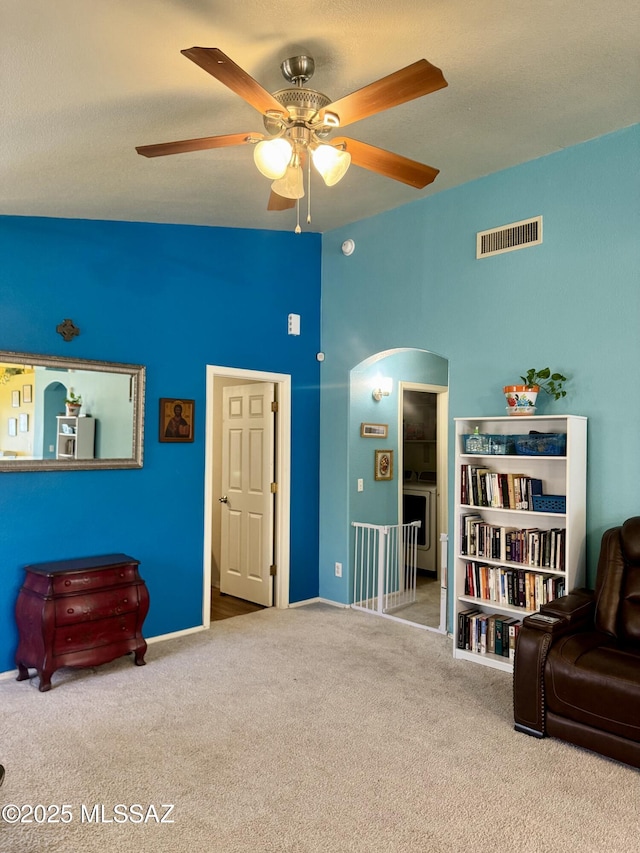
[
  {"xmin": 0, "ymin": 367, "xmax": 25, "ymax": 385},
  {"xmin": 520, "ymin": 368, "xmax": 568, "ymax": 400},
  {"xmin": 65, "ymin": 390, "xmax": 82, "ymax": 406}
]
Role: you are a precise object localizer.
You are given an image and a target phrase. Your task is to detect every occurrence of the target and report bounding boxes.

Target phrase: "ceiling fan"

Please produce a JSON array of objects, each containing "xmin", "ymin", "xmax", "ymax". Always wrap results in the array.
[{"xmin": 136, "ymin": 47, "xmax": 447, "ymax": 231}]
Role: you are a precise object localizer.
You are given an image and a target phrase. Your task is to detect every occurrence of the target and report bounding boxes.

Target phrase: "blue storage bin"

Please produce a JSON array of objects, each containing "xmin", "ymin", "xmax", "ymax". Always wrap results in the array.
[
  {"xmin": 514, "ymin": 433, "xmax": 567, "ymax": 456},
  {"xmin": 464, "ymin": 434, "xmax": 515, "ymax": 455},
  {"xmin": 532, "ymin": 494, "xmax": 566, "ymax": 514}
]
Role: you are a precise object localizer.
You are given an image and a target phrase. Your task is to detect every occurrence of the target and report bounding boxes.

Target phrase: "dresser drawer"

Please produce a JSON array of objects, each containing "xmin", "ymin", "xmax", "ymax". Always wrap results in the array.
[
  {"xmin": 54, "ymin": 585, "xmax": 139, "ymax": 626},
  {"xmin": 53, "ymin": 612, "xmax": 138, "ymax": 655},
  {"xmin": 53, "ymin": 564, "xmax": 138, "ymax": 594}
]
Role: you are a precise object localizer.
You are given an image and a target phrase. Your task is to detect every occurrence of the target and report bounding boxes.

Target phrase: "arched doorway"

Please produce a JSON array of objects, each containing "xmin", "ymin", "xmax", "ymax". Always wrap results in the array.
[{"xmin": 348, "ymin": 348, "xmax": 449, "ymax": 632}]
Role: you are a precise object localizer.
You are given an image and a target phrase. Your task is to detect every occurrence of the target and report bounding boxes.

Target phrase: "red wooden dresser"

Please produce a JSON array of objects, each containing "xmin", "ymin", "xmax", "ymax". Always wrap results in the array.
[{"xmin": 15, "ymin": 553, "xmax": 149, "ymax": 692}]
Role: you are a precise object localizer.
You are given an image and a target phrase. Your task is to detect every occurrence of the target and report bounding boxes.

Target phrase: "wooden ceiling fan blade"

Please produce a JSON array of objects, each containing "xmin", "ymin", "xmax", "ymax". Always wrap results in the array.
[
  {"xmin": 321, "ymin": 60, "xmax": 447, "ymax": 128},
  {"xmin": 267, "ymin": 191, "xmax": 296, "ymax": 211},
  {"xmin": 332, "ymin": 137, "xmax": 439, "ymax": 189},
  {"xmin": 136, "ymin": 132, "xmax": 264, "ymax": 158},
  {"xmin": 181, "ymin": 47, "xmax": 286, "ymax": 117}
]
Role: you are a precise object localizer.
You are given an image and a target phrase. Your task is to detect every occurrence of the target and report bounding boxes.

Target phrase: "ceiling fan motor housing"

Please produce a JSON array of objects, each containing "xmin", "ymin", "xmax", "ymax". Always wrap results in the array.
[{"xmin": 263, "ymin": 88, "xmax": 333, "ymax": 139}]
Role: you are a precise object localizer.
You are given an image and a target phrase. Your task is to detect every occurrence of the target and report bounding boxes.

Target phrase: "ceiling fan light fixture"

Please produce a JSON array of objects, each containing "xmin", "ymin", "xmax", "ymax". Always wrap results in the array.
[
  {"xmin": 312, "ymin": 144, "xmax": 351, "ymax": 187},
  {"xmin": 271, "ymin": 165, "xmax": 305, "ymax": 200},
  {"xmin": 253, "ymin": 138, "xmax": 292, "ymax": 179}
]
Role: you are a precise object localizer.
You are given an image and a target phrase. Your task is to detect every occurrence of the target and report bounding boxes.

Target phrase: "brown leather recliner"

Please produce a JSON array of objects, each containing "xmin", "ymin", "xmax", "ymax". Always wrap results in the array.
[{"xmin": 513, "ymin": 516, "xmax": 640, "ymax": 768}]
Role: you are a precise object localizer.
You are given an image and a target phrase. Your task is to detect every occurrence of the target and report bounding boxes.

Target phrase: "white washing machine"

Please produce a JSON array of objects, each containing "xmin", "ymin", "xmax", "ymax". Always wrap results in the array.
[{"xmin": 402, "ymin": 474, "xmax": 437, "ymax": 572}]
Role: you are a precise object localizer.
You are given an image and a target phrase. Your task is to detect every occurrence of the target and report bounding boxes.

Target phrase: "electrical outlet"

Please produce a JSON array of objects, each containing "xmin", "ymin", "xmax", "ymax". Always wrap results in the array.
[
  {"xmin": 357, "ymin": 478, "xmax": 364, "ymax": 492},
  {"xmin": 334, "ymin": 562, "xmax": 342, "ymax": 578}
]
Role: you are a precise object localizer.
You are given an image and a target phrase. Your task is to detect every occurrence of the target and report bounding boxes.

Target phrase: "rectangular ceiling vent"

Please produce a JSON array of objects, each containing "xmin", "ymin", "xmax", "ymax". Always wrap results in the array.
[{"xmin": 476, "ymin": 216, "xmax": 542, "ymax": 259}]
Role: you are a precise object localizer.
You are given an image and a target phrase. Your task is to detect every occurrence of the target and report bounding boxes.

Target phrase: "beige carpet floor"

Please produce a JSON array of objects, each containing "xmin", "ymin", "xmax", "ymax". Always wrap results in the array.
[
  {"xmin": 1, "ymin": 603, "xmax": 638, "ymax": 852},
  {"xmin": 390, "ymin": 573, "xmax": 442, "ymax": 629}
]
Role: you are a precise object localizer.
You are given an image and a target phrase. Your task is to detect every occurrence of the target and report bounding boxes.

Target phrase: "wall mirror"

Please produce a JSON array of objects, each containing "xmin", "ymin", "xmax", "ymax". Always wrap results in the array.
[{"xmin": 0, "ymin": 350, "xmax": 145, "ymax": 471}]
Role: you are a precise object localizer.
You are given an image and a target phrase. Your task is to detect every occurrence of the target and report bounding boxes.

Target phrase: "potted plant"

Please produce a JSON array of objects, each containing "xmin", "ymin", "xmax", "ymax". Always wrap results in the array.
[
  {"xmin": 504, "ymin": 368, "xmax": 567, "ymax": 415},
  {"xmin": 65, "ymin": 390, "xmax": 82, "ymax": 417}
]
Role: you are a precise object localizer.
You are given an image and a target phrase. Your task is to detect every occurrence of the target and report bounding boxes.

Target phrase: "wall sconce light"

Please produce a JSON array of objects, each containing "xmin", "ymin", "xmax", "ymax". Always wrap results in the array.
[{"xmin": 372, "ymin": 377, "xmax": 392, "ymax": 402}]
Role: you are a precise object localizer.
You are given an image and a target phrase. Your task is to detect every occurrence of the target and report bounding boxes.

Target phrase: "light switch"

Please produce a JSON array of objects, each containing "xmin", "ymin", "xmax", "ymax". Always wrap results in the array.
[
  {"xmin": 288, "ymin": 313, "xmax": 300, "ymax": 335},
  {"xmin": 357, "ymin": 478, "xmax": 364, "ymax": 492}
]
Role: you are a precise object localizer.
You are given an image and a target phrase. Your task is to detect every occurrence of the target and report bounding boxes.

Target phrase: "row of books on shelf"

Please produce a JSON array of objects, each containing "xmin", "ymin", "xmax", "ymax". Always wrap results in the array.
[
  {"xmin": 457, "ymin": 609, "xmax": 522, "ymax": 658},
  {"xmin": 460, "ymin": 465, "xmax": 543, "ymax": 511},
  {"xmin": 460, "ymin": 513, "xmax": 566, "ymax": 569},
  {"xmin": 463, "ymin": 561, "xmax": 566, "ymax": 610}
]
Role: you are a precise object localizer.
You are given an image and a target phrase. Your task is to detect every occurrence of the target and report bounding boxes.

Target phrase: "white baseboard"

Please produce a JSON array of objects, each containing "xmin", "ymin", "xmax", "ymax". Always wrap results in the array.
[
  {"xmin": 288, "ymin": 597, "xmax": 350, "ymax": 609},
  {"xmin": 146, "ymin": 624, "xmax": 207, "ymax": 645}
]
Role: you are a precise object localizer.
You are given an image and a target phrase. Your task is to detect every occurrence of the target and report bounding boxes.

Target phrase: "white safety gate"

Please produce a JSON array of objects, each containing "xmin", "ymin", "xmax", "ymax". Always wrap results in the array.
[{"xmin": 351, "ymin": 521, "xmax": 421, "ymax": 616}]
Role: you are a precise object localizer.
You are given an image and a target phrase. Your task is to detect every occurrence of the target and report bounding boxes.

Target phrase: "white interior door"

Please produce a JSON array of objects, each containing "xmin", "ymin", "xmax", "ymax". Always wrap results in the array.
[{"xmin": 220, "ymin": 382, "xmax": 275, "ymax": 606}]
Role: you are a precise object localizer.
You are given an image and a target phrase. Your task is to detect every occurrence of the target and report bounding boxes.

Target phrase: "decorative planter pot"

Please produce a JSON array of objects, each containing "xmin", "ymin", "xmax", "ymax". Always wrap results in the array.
[
  {"xmin": 503, "ymin": 384, "xmax": 538, "ymax": 416},
  {"xmin": 65, "ymin": 404, "xmax": 81, "ymax": 417}
]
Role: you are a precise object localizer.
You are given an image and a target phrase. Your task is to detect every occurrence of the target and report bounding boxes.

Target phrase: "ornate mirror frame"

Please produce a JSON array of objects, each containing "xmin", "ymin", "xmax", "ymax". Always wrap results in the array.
[{"xmin": 0, "ymin": 350, "xmax": 145, "ymax": 472}]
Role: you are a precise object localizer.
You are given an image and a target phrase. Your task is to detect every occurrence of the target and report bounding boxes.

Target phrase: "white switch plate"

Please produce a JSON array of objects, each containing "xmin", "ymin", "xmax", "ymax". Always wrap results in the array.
[
  {"xmin": 357, "ymin": 478, "xmax": 364, "ymax": 492},
  {"xmin": 334, "ymin": 562, "xmax": 342, "ymax": 577},
  {"xmin": 288, "ymin": 313, "xmax": 300, "ymax": 335}
]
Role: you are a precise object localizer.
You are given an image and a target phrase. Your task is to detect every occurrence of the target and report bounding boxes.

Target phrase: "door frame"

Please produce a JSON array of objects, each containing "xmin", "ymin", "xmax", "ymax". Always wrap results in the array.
[
  {"xmin": 202, "ymin": 365, "xmax": 291, "ymax": 627},
  {"xmin": 398, "ymin": 381, "xmax": 449, "ymax": 632}
]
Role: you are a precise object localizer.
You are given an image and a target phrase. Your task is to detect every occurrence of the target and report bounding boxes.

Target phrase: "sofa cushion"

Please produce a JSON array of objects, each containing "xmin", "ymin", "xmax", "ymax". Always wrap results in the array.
[{"xmin": 546, "ymin": 631, "xmax": 640, "ymax": 743}]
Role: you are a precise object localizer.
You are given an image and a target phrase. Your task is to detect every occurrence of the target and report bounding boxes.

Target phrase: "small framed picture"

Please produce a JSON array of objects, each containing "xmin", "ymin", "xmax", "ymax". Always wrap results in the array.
[
  {"xmin": 11, "ymin": 390, "xmax": 20, "ymax": 408},
  {"xmin": 159, "ymin": 398, "xmax": 195, "ymax": 443},
  {"xmin": 22, "ymin": 384, "xmax": 32, "ymax": 404},
  {"xmin": 374, "ymin": 449, "xmax": 394, "ymax": 481},
  {"xmin": 18, "ymin": 413, "xmax": 29, "ymax": 433},
  {"xmin": 8, "ymin": 418, "xmax": 17, "ymax": 437},
  {"xmin": 361, "ymin": 422, "xmax": 388, "ymax": 438}
]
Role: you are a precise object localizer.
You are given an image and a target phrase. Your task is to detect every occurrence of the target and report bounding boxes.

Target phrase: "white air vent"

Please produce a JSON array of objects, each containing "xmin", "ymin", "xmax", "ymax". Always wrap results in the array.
[{"xmin": 476, "ymin": 216, "xmax": 542, "ymax": 259}]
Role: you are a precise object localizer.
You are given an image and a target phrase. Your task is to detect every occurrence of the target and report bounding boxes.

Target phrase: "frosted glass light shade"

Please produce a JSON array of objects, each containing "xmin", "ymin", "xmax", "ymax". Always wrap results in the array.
[
  {"xmin": 271, "ymin": 165, "xmax": 304, "ymax": 199},
  {"xmin": 253, "ymin": 138, "xmax": 292, "ymax": 179},
  {"xmin": 312, "ymin": 145, "xmax": 351, "ymax": 186}
]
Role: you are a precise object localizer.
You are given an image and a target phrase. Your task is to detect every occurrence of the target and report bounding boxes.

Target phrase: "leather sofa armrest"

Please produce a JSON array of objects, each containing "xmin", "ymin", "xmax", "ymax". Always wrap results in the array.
[
  {"xmin": 514, "ymin": 589, "xmax": 595, "ymax": 738},
  {"xmin": 513, "ymin": 623, "xmax": 554, "ymax": 737},
  {"xmin": 539, "ymin": 588, "xmax": 595, "ymax": 630}
]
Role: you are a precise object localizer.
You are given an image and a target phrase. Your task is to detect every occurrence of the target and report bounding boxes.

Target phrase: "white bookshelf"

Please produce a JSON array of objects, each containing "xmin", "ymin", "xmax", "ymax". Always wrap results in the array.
[
  {"xmin": 453, "ymin": 414, "xmax": 587, "ymax": 672},
  {"xmin": 56, "ymin": 416, "xmax": 96, "ymax": 460}
]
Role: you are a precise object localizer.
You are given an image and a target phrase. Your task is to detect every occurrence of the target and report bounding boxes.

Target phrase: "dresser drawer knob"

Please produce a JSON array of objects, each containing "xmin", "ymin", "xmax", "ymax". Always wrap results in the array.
[
  {"xmin": 67, "ymin": 608, "xmax": 74, "ymax": 615},
  {"xmin": 64, "ymin": 580, "xmax": 71, "ymax": 586},
  {"xmin": 122, "ymin": 598, "xmax": 128, "ymax": 604}
]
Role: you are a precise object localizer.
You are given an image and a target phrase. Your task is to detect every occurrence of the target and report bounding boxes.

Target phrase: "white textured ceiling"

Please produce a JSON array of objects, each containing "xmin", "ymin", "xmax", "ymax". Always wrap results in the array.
[{"xmin": 2, "ymin": 1, "xmax": 639, "ymax": 234}]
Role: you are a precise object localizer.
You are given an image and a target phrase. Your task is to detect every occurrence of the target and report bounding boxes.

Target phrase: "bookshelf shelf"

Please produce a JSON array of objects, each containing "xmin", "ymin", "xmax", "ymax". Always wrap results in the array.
[
  {"xmin": 453, "ymin": 414, "xmax": 587, "ymax": 672},
  {"xmin": 455, "ymin": 647, "xmax": 513, "ymax": 673}
]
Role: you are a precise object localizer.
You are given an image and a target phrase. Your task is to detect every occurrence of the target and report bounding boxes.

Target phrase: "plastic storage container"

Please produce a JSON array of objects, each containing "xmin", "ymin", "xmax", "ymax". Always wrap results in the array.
[
  {"xmin": 464, "ymin": 434, "xmax": 516, "ymax": 455},
  {"xmin": 532, "ymin": 494, "xmax": 567, "ymax": 513},
  {"xmin": 514, "ymin": 433, "xmax": 567, "ymax": 456}
]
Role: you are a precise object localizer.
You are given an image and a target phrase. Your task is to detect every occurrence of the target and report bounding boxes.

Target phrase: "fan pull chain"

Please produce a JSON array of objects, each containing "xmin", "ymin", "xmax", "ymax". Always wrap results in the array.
[
  {"xmin": 307, "ymin": 155, "xmax": 312, "ymax": 225},
  {"xmin": 295, "ymin": 199, "xmax": 301, "ymax": 234}
]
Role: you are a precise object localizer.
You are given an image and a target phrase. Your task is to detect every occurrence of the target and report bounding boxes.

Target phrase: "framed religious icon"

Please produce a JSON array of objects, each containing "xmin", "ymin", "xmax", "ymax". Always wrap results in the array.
[
  {"xmin": 374, "ymin": 449, "xmax": 394, "ymax": 481},
  {"xmin": 159, "ymin": 398, "xmax": 194, "ymax": 443}
]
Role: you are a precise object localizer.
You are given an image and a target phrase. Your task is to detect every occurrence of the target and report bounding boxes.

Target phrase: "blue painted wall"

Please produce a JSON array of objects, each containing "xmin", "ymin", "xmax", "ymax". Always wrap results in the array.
[
  {"xmin": 0, "ymin": 216, "xmax": 321, "ymax": 673},
  {"xmin": 319, "ymin": 124, "xmax": 640, "ymax": 607}
]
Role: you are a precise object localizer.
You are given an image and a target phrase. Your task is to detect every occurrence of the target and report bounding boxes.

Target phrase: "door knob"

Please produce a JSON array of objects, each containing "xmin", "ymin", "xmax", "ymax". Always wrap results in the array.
[{"xmin": 219, "ymin": 495, "xmax": 228, "ymax": 504}]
